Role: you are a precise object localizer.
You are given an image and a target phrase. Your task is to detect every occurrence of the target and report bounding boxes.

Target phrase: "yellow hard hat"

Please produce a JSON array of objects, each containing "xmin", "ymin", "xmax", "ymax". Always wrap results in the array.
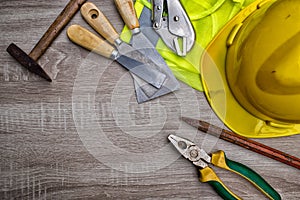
[{"xmin": 201, "ymin": 0, "xmax": 300, "ymax": 138}]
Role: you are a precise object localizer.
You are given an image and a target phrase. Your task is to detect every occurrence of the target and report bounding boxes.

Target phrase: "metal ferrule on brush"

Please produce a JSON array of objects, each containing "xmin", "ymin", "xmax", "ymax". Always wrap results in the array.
[
  {"xmin": 132, "ymin": 28, "xmax": 141, "ymax": 35},
  {"xmin": 110, "ymin": 50, "xmax": 119, "ymax": 60},
  {"xmin": 114, "ymin": 38, "xmax": 123, "ymax": 47}
]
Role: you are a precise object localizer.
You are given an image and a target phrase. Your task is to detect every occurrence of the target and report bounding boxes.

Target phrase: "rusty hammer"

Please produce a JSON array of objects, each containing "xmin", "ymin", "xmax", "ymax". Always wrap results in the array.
[{"xmin": 6, "ymin": 0, "xmax": 87, "ymax": 81}]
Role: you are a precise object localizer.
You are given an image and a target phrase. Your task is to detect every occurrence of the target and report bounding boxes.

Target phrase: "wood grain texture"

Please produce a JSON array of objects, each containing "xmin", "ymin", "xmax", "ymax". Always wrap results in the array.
[
  {"xmin": 0, "ymin": 0, "xmax": 299, "ymax": 200},
  {"xmin": 67, "ymin": 25, "xmax": 115, "ymax": 58},
  {"xmin": 81, "ymin": 2, "xmax": 120, "ymax": 45},
  {"xmin": 114, "ymin": 0, "xmax": 140, "ymax": 30},
  {"xmin": 28, "ymin": 0, "xmax": 87, "ymax": 61}
]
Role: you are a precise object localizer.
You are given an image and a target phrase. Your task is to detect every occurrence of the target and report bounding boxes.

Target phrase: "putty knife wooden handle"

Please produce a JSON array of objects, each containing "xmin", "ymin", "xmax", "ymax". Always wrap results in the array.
[
  {"xmin": 80, "ymin": 2, "xmax": 161, "ymax": 98},
  {"xmin": 114, "ymin": 0, "xmax": 140, "ymax": 29},
  {"xmin": 80, "ymin": 2, "xmax": 120, "ymax": 45},
  {"xmin": 67, "ymin": 25, "xmax": 115, "ymax": 58},
  {"xmin": 67, "ymin": 24, "xmax": 166, "ymax": 89}
]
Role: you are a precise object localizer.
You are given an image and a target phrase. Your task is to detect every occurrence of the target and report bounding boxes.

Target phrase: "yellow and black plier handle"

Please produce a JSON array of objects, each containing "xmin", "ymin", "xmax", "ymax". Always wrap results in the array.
[{"xmin": 168, "ymin": 135, "xmax": 281, "ymax": 200}]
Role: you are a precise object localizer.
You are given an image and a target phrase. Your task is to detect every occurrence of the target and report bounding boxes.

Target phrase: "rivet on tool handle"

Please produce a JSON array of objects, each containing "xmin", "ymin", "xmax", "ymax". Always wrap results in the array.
[
  {"xmin": 67, "ymin": 25, "xmax": 115, "ymax": 58},
  {"xmin": 80, "ymin": 2, "xmax": 120, "ymax": 45},
  {"xmin": 114, "ymin": 0, "xmax": 140, "ymax": 30}
]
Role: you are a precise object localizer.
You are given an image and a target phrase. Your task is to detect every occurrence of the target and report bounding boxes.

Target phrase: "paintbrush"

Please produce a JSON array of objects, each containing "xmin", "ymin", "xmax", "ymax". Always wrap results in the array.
[{"xmin": 182, "ymin": 117, "xmax": 300, "ymax": 170}]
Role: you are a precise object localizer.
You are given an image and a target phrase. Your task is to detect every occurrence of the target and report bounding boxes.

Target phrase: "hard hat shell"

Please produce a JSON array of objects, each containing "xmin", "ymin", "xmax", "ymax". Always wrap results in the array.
[{"xmin": 201, "ymin": 0, "xmax": 300, "ymax": 138}]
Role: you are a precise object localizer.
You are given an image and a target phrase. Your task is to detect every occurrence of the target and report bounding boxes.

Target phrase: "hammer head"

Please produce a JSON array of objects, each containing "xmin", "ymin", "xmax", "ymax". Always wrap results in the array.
[{"xmin": 6, "ymin": 43, "xmax": 52, "ymax": 82}]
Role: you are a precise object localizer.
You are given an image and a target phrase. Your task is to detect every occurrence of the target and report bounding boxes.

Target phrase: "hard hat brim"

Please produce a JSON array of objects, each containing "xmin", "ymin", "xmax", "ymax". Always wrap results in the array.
[{"xmin": 200, "ymin": 0, "xmax": 300, "ymax": 138}]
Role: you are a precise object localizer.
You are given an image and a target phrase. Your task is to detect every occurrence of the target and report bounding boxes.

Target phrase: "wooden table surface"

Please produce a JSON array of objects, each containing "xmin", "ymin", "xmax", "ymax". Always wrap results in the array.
[{"xmin": 1, "ymin": 0, "xmax": 299, "ymax": 199}]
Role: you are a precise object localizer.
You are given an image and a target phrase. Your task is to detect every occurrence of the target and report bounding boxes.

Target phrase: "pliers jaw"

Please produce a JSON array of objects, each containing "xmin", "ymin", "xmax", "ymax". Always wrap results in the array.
[
  {"xmin": 152, "ymin": 0, "xmax": 195, "ymax": 56},
  {"xmin": 168, "ymin": 134, "xmax": 211, "ymax": 168},
  {"xmin": 168, "ymin": 135, "xmax": 282, "ymax": 200}
]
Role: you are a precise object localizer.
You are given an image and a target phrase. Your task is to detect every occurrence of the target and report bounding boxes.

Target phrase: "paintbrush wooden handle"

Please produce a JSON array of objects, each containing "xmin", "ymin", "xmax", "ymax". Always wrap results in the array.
[
  {"xmin": 220, "ymin": 129, "xmax": 300, "ymax": 170},
  {"xmin": 114, "ymin": 0, "xmax": 140, "ymax": 30},
  {"xmin": 67, "ymin": 25, "xmax": 115, "ymax": 58},
  {"xmin": 80, "ymin": 2, "xmax": 119, "ymax": 45},
  {"xmin": 197, "ymin": 120, "xmax": 300, "ymax": 170},
  {"xmin": 29, "ymin": 0, "xmax": 87, "ymax": 61}
]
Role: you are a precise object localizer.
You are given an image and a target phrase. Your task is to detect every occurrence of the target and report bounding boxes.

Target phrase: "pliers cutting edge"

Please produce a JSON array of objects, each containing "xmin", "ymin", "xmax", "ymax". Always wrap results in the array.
[
  {"xmin": 168, "ymin": 134, "xmax": 281, "ymax": 200},
  {"xmin": 152, "ymin": 0, "xmax": 195, "ymax": 56}
]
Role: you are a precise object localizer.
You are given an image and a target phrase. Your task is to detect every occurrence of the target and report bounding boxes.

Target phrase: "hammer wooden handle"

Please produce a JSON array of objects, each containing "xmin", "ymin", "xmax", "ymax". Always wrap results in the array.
[
  {"xmin": 29, "ymin": 0, "xmax": 87, "ymax": 61},
  {"xmin": 114, "ymin": 0, "xmax": 140, "ymax": 30},
  {"xmin": 81, "ymin": 2, "xmax": 119, "ymax": 45},
  {"xmin": 67, "ymin": 25, "xmax": 115, "ymax": 58}
]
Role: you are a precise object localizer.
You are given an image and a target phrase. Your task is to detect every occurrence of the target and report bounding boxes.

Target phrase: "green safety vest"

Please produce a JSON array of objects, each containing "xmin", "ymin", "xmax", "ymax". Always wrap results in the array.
[{"xmin": 121, "ymin": 0, "xmax": 256, "ymax": 91}]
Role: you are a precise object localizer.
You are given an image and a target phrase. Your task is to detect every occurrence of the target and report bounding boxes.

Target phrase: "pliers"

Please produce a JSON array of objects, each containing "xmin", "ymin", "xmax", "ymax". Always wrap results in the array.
[
  {"xmin": 168, "ymin": 134, "xmax": 281, "ymax": 200},
  {"xmin": 151, "ymin": 0, "xmax": 195, "ymax": 56}
]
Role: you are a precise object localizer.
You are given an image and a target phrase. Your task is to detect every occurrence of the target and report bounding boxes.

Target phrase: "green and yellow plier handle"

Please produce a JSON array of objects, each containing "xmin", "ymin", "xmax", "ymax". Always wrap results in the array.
[{"xmin": 199, "ymin": 151, "xmax": 281, "ymax": 200}]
